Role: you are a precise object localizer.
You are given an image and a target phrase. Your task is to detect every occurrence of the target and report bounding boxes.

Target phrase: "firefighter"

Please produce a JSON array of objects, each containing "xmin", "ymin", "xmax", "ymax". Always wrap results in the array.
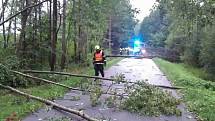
[{"xmin": 93, "ymin": 45, "xmax": 106, "ymax": 78}]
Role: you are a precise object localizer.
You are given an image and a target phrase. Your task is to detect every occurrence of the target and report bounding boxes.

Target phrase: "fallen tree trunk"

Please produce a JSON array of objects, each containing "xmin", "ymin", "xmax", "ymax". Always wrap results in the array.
[
  {"xmin": 22, "ymin": 70, "xmax": 183, "ymax": 90},
  {"xmin": 23, "ymin": 70, "xmax": 114, "ymax": 81},
  {"xmin": 0, "ymin": 83, "xmax": 99, "ymax": 121},
  {"xmin": 12, "ymin": 70, "xmax": 127, "ymax": 96},
  {"xmin": 12, "ymin": 71, "xmax": 72, "ymax": 89},
  {"xmin": 105, "ymin": 55, "xmax": 155, "ymax": 59}
]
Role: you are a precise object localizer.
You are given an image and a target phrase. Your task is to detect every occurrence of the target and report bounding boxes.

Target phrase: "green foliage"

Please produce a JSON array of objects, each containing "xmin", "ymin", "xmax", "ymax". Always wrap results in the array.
[
  {"xmin": 122, "ymin": 81, "xmax": 181, "ymax": 116},
  {"xmin": 200, "ymin": 24, "xmax": 215, "ymax": 74},
  {"xmin": 139, "ymin": 1, "xmax": 170, "ymax": 47},
  {"xmin": 2, "ymin": 56, "xmax": 22, "ymax": 70},
  {"xmin": 89, "ymin": 80, "xmax": 102, "ymax": 107},
  {"xmin": 154, "ymin": 58, "xmax": 215, "ymax": 121},
  {"xmin": 140, "ymin": 0, "xmax": 215, "ymax": 75},
  {"xmin": 0, "ymin": 64, "xmax": 14, "ymax": 86}
]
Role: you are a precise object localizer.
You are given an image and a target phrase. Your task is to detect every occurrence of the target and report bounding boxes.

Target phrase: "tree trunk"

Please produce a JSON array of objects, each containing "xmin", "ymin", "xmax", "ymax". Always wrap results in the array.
[
  {"xmin": 32, "ymin": 0, "xmax": 38, "ymax": 62},
  {"xmin": 18, "ymin": 0, "xmax": 32, "ymax": 57},
  {"xmin": 6, "ymin": 0, "xmax": 15, "ymax": 47},
  {"xmin": 38, "ymin": 0, "xmax": 42, "ymax": 63},
  {"xmin": 50, "ymin": 0, "xmax": 58, "ymax": 71},
  {"xmin": 12, "ymin": 70, "xmax": 125, "ymax": 96},
  {"xmin": 72, "ymin": 0, "xmax": 77, "ymax": 63},
  {"xmin": 0, "ymin": 0, "xmax": 9, "ymax": 21},
  {"xmin": 0, "ymin": 83, "xmax": 99, "ymax": 121},
  {"xmin": 13, "ymin": 0, "xmax": 17, "ymax": 48},
  {"xmin": 108, "ymin": 16, "xmax": 112, "ymax": 52},
  {"xmin": 22, "ymin": 70, "xmax": 183, "ymax": 89},
  {"xmin": 2, "ymin": 0, "xmax": 8, "ymax": 48},
  {"xmin": 61, "ymin": 0, "xmax": 67, "ymax": 69}
]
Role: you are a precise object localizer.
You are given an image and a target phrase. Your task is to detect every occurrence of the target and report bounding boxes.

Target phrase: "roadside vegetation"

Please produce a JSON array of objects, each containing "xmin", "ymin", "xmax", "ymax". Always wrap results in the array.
[
  {"xmin": 140, "ymin": 0, "xmax": 215, "ymax": 77},
  {"xmin": 154, "ymin": 58, "xmax": 215, "ymax": 121}
]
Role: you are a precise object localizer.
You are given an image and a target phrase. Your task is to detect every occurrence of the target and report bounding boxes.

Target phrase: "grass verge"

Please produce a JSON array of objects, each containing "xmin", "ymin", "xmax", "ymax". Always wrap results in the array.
[
  {"xmin": 154, "ymin": 58, "xmax": 215, "ymax": 121},
  {"xmin": 0, "ymin": 58, "xmax": 122, "ymax": 120}
]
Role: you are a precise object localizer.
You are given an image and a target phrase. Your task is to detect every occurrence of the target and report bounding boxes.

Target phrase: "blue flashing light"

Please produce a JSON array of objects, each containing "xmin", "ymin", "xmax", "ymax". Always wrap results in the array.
[{"xmin": 134, "ymin": 40, "xmax": 140, "ymax": 45}]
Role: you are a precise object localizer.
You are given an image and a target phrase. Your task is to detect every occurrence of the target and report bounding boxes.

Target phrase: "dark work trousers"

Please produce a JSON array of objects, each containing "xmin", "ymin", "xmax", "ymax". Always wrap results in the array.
[{"xmin": 94, "ymin": 64, "xmax": 104, "ymax": 77}]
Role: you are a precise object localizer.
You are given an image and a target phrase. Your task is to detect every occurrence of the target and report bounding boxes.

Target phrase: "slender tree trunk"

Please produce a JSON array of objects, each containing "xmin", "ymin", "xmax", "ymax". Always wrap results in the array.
[
  {"xmin": 108, "ymin": 16, "xmax": 112, "ymax": 52},
  {"xmin": 32, "ymin": 0, "xmax": 38, "ymax": 62},
  {"xmin": 48, "ymin": 0, "xmax": 52, "ymax": 69},
  {"xmin": 2, "ymin": 0, "xmax": 8, "ymax": 48},
  {"xmin": 61, "ymin": 0, "xmax": 67, "ymax": 69},
  {"xmin": 77, "ymin": 0, "xmax": 81, "ymax": 62},
  {"xmin": 6, "ymin": 0, "xmax": 15, "ymax": 45},
  {"xmin": 39, "ymin": 0, "xmax": 42, "ymax": 63},
  {"xmin": 14, "ymin": 16, "xmax": 17, "ymax": 48},
  {"xmin": 72, "ymin": 0, "xmax": 77, "ymax": 63},
  {"xmin": 0, "ymin": 84, "xmax": 99, "ymax": 121},
  {"xmin": 0, "ymin": 0, "xmax": 9, "ymax": 21},
  {"xmin": 18, "ymin": 0, "xmax": 32, "ymax": 57},
  {"xmin": 50, "ymin": 0, "xmax": 58, "ymax": 71},
  {"xmin": 13, "ymin": 1, "xmax": 17, "ymax": 48}
]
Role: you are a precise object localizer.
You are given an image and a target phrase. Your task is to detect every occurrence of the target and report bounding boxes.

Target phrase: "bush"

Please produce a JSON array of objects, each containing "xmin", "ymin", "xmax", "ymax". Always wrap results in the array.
[{"xmin": 0, "ymin": 64, "xmax": 14, "ymax": 86}]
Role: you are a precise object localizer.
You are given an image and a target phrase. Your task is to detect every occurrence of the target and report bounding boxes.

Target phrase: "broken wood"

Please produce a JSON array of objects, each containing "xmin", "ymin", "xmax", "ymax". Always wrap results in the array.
[
  {"xmin": 12, "ymin": 70, "xmax": 127, "ymax": 97},
  {"xmin": 0, "ymin": 83, "xmax": 99, "ymax": 121},
  {"xmin": 22, "ymin": 70, "xmax": 184, "ymax": 90}
]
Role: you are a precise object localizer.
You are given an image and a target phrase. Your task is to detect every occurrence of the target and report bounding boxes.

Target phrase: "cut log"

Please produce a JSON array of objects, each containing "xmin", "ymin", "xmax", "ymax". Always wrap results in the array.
[
  {"xmin": 0, "ymin": 83, "xmax": 99, "ymax": 121},
  {"xmin": 22, "ymin": 70, "xmax": 183, "ymax": 90}
]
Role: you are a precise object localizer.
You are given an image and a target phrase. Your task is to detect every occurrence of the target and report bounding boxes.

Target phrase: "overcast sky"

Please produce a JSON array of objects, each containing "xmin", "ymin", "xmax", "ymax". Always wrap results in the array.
[{"xmin": 130, "ymin": 0, "xmax": 156, "ymax": 22}]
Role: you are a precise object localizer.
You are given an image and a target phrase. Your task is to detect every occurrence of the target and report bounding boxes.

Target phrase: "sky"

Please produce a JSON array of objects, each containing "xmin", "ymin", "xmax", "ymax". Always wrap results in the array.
[{"xmin": 130, "ymin": 0, "xmax": 156, "ymax": 22}]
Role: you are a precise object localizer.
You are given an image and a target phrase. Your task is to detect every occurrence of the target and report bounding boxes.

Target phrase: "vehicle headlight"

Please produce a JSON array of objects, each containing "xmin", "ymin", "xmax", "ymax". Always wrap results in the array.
[{"xmin": 142, "ymin": 49, "xmax": 146, "ymax": 54}]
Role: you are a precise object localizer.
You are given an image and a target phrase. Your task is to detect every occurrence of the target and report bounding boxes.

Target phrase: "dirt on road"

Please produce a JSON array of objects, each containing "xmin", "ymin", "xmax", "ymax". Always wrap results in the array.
[{"xmin": 23, "ymin": 58, "xmax": 196, "ymax": 121}]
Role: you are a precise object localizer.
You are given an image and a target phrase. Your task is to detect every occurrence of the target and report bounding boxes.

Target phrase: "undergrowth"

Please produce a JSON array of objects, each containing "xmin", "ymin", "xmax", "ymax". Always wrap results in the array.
[{"xmin": 154, "ymin": 58, "xmax": 215, "ymax": 121}]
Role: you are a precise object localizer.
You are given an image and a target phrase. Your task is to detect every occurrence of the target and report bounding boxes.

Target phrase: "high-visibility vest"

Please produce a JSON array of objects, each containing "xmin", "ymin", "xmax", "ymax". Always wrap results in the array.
[{"xmin": 95, "ymin": 51, "xmax": 103, "ymax": 61}]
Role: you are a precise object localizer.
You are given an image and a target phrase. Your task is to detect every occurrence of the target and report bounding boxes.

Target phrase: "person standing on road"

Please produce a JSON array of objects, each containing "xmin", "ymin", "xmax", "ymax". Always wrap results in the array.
[{"xmin": 93, "ymin": 45, "xmax": 106, "ymax": 78}]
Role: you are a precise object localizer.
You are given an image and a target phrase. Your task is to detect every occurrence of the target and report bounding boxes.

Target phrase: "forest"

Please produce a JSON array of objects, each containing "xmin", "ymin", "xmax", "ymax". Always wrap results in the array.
[
  {"xmin": 139, "ymin": 0, "xmax": 215, "ymax": 77},
  {"xmin": 0, "ymin": 0, "xmax": 137, "ymax": 71}
]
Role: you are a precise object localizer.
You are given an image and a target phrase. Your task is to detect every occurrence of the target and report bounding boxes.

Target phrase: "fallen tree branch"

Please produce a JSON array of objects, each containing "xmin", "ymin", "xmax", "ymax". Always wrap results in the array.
[
  {"xmin": 12, "ymin": 70, "xmax": 127, "ymax": 97},
  {"xmin": 23, "ymin": 70, "xmax": 114, "ymax": 81},
  {"xmin": 22, "ymin": 70, "xmax": 184, "ymax": 90},
  {"xmin": 0, "ymin": 0, "xmax": 49, "ymax": 26},
  {"xmin": 0, "ymin": 83, "xmax": 99, "ymax": 121},
  {"xmin": 12, "ymin": 70, "xmax": 72, "ymax": 89},
  {"xmin": 106, "ymin": 55, "xmax": 155, "ymax": 59}
]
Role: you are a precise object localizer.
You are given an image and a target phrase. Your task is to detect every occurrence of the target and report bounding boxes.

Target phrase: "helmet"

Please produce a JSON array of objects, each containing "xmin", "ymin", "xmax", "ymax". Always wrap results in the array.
[{"xmin": 95, "ymin": 45, "xmax": 100, "ymax": 50}]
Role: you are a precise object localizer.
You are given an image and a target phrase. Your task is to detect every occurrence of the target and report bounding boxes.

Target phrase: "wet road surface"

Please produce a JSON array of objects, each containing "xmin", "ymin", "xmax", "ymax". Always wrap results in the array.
[{"xmin": 23, "ymin": 58, "xmax": 197, "ymax": 121}]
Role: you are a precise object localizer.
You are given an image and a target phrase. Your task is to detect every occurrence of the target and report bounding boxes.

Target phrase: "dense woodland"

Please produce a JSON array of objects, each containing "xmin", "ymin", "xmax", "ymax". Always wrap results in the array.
[
  {"xmin": 0, "ymin": 0, "xmax": 137, "ymax": 71},
  {"xmin": 139, "ymin": 0, "xmax": 215, "ymax": 76}
]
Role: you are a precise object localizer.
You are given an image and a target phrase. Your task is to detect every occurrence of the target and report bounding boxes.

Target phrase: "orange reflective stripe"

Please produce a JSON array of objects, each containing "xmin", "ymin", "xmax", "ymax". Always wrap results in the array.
[{"xmin": 95, "ymin": 51, "xmax": 103, "ymax": 61}]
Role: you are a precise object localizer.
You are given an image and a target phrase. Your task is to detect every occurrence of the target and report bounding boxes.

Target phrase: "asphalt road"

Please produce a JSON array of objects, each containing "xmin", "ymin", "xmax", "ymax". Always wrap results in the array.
[{"xmin": 23, "ymin": 58, "xmax": 197, "ymax": 121}]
